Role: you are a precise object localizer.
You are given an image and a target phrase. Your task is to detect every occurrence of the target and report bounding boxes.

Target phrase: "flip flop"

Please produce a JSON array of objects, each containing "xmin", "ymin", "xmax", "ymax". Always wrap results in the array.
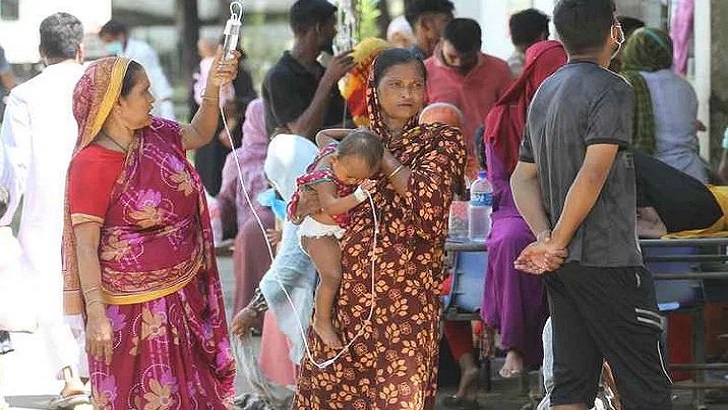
[
  {"xmin": 48, "ymin": 393, "xmax": 91, "ymax": 409},
  {"xmin": 499, "ymin": 367, "xmax": 524, "ymax": 379}
]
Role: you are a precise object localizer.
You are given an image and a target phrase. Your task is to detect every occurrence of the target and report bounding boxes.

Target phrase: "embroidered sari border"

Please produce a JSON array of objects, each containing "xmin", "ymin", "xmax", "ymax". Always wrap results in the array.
[{"xmin": 102, "ymin": 273, "xmax": 197, "ymax": 305}]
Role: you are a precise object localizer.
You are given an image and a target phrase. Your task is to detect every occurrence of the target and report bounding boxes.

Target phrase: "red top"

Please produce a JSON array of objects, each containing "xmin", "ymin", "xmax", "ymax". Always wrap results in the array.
[
  {"xmin": 287, "ymin": 144, "xmax": 355, "ymax": 227},
  {"xmin": 67, "ymin": 144, "xmax": 125, "ymax": 223},
  {"xmin": 425, "ymin": 49, "xmax": 513, "ymax": 179}
]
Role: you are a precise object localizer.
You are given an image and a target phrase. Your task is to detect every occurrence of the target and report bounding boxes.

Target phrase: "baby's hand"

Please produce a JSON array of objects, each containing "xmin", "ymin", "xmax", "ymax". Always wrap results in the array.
[{"xmin": 359, "ymin": 179, "xmax": 376, "ymax": 193}]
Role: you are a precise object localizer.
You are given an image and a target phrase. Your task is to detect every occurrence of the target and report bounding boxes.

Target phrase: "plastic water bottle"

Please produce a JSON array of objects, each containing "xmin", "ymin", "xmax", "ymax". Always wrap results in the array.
[{"xmin": 468, "ymin": 170, "xmax": 492, "ymax": 242}]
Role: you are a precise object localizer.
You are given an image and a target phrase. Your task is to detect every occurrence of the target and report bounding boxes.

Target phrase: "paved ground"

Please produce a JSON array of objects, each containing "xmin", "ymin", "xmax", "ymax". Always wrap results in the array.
[{"xmin": 2, "ymin": 255, "xmax": 727, "ymax": 409}]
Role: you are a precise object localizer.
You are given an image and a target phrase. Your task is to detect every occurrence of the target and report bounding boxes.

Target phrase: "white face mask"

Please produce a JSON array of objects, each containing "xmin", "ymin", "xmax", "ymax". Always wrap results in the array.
[{"xmin": 610, "ymin": 23, "xmax": 626, "ymax": 60}]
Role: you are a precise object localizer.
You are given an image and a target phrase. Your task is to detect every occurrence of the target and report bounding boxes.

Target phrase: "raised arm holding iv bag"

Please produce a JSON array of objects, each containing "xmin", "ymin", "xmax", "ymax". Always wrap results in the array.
[
  {"xmin": 223, "ymin": 2, "xmax": 243, "ymax": 60},
  {"xmin": 221, "ymin": 0, "xmax": 379, "ymax": 370}
]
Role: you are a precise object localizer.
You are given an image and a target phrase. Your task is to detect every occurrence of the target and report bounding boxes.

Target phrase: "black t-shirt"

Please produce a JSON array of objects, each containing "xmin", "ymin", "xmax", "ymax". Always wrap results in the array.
[
  {"xmin": 261, "ymin": 51, "xmax": 348, "ymax": 139},
  {"xmin": 520, "ymin": 61, "xmax": 642, "ymax": 267},
  {"xmin": 634, "ymin": 150, "xmax": 721, "ymax": 233}
]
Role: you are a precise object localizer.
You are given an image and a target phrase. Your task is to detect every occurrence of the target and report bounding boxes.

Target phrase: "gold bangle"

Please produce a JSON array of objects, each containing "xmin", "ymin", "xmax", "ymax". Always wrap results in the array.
[
  {"xmin": 85, "ymin": 299, "xmax": 105, "ymax": 308},
  {"xmin": 82, "ymin": 285, "xmax": 100, "ymax": 296},
  {"xmin": 387, "ymin": 165, "xmax": 404, "ymax": 179},
  {"xmin": 201, "ymin": 96, "xmax": 220, "ymax": 105}
]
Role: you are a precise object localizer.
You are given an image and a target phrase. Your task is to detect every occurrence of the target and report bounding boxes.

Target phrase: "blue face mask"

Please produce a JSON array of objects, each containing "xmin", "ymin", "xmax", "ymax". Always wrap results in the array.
[
  {"xmin": 257, "ymin": 188, "xmax": 287, "ymax": 221},
  {"xmin": 105, "ymin": 40, "xmax": 124, "ymax": 56}
]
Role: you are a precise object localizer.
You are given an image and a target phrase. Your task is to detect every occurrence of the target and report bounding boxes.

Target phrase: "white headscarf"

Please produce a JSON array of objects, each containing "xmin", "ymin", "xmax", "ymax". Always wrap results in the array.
[
  {"xmin": 259, "ymin": 133, "xmax": 319, "ymax": 364},
  {"xmin": 264, "ymin": 134, "xmax": 319, "ymax": 202},
  {"xmin": 386, "ymin": 16, "xmax": 415, "ymax": 45}
]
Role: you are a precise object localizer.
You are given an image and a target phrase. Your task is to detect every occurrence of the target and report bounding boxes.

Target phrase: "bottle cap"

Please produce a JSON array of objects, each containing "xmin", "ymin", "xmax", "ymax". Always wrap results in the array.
[{"xmin": 478, "ymin": 170, "xmax": 487, "ymax": 179}]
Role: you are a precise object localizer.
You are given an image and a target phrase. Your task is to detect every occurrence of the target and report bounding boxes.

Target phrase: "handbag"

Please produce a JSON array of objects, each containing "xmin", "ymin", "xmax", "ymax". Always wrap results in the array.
[{"xmin": 0, "ymin": 228, "xmax": 37, "ymax": 333}]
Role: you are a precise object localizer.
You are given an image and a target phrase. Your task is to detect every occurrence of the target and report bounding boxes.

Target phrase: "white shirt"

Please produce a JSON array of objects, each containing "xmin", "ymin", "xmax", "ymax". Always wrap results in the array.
[
  {"xmin": 641, "ymin": 69, "xmax": 708, "ymax": 183},
  {"xmin": 123, "ymin": 38, "xmax": 176, "ymax": 120},
  {"xmin": 0, "ymin": 61, "xmax": 85, "ymax": 280}
]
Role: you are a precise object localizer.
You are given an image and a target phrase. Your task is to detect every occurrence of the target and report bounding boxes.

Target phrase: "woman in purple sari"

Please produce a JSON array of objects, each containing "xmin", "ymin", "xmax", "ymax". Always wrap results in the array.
[
  {"xmin": 482, "ymin": 40, "xmax": 567, "ymax": 377},
  {"xmin": 62, "ymin": 53, "xmax": 239, "ymax": 409}
]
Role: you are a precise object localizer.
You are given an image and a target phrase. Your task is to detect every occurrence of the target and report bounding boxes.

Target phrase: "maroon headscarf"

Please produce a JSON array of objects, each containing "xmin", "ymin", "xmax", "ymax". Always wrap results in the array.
[{"xmin": 484, "ymin": 40, "xmax": 567, "ymax": 174}]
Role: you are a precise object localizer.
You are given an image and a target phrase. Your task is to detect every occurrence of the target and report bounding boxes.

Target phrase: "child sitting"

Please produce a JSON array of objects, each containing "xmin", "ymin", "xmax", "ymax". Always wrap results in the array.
[{"xmin": 288, "ymin": 129, "xmax": 383, "ymax": 348}]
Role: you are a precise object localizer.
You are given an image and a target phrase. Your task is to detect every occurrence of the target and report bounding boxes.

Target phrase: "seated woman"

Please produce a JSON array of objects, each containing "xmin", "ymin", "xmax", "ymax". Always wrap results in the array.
[
  {"xmin": 481, "ymin": 40, "xmax": 567, "ymax": 379},
  {"xmin": 621, "ymin": 27, "xmax": 708, "ymax": 183},
  {"xmin": 230, "ymin": 134, "xmax": 320, "ymax": 387},
  {"xmin": 421, "ymin": 102, "xmax": 480, "ymax": 408}
]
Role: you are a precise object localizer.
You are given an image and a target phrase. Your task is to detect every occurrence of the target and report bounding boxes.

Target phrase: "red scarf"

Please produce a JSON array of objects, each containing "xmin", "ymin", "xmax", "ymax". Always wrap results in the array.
[{"xmin": 484, "ymin": 40, "xmax": 567, "ymax": 174}]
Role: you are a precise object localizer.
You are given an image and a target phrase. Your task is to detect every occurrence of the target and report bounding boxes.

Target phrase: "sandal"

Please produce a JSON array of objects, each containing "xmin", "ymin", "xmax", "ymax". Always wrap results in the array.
[
  {"xmin": 499, "ymin": 367, "xmax": 524, "ymax": 378},
  {"xmin": 441, "ymin": 395, "xmax": 480, "ymax": 409},
  {"xmin": 48, "ymin": 393, "xmax": 91, "ymax": 409}
]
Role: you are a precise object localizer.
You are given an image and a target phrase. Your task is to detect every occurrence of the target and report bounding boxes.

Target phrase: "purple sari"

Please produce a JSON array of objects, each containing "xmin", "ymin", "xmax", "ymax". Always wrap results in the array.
[{"xmin": 481, "ymin": 142, "xmax": 548, "ymax": 370}]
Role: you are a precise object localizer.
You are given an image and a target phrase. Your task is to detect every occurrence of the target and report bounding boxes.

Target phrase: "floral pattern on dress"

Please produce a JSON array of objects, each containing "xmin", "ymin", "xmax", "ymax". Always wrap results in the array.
[
  {"xmin": 167, "ymin": 156, "xmax": 195, "ymax": 196},
  {"xmin": 99, "ymin": 231, "xmax": 132, "ymax": 262},
  {"xmin": 91, "ymin": 375, "xmax": 117, "ymax": 410},
  {"xmin": 143, "ymin": 378, "xmax": 174, "ymax": 410},
  {"xmin": 87, "ymin": 118, "xmax": 235, "ymax": 410},
  {"xmin": 128, "ymin": 190, "xmax": 167, "ymax": 229},
  {"xmin": 294, "ymin": 120, "xmax": 466, "ymax": 409},
  {"xmin": 141, "ymin": 305, "xmax": 167, "ymax": 341}
]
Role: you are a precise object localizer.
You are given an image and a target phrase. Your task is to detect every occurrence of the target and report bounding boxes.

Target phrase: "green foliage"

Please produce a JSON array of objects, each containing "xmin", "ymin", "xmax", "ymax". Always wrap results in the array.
[{"xmin": 359, "ymin": 0, "xmax": 381, "ymax": 40}]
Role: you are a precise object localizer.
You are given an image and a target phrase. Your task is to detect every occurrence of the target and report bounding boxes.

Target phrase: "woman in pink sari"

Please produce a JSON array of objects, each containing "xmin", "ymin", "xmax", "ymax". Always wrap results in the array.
[
  {"xmin": 217, "ymin": 98, "xmax": 275, "ymax": 315},
  {"xmin": 63, "ymin": 52, "xmax": 239, "ymax": 409}
]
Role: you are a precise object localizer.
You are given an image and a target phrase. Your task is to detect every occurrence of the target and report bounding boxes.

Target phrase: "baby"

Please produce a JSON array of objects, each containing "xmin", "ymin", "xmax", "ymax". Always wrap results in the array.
[{"xmin": 288, "ymin": 130, "xmax": 383, "ymax": 348}]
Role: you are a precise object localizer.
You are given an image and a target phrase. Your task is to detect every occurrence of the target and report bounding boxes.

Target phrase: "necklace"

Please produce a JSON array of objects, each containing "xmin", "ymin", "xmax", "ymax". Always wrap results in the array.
[{"xmin": 99, "ymin": 131, "xmax": 129, "ymax": 153}]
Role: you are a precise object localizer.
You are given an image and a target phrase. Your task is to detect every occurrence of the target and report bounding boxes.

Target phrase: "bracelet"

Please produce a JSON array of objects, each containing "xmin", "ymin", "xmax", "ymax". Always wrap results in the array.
[
  {"xmin": 249, "ymin": 288, "xmax": 268, "ymax": 316},
  {"xmin": 82, "ymin": 285, "xmax": 100, "ymax": 296},
  {"xmin": 536, "ymin": 229, "xmax": 551, "ymax": 242},
  {"xmin": 201, "ymin": 96, "xmax": 220, "ymax": 106},
  {"xmin": 353, "ymin": 186, "xmax": 368, "ymax": 203},
  {"xmin": 387, "ymin": 164, "xmax": 404, "ymax": 179},
  {"xmin": 85, "ymin": 299, "xmax": 105, "ymax": 308}
]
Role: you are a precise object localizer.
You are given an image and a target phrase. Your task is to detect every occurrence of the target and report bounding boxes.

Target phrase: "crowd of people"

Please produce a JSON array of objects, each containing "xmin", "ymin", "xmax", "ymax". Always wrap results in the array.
[{"xmin": 0, "ymin": 0, "xmax": 723, "ymax": 409}]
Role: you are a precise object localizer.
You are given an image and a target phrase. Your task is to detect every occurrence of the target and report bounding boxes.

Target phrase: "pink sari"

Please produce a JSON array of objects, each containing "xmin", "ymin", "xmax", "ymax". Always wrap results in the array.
[{"xmin": 64, "ymin": 58, "xmax": 235, "ymax": 409}]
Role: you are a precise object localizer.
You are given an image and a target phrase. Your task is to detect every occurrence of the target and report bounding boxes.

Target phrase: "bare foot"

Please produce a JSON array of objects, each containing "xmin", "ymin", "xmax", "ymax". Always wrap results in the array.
[
  {"xmin": 61, "ymin": 367, "xmax": 89, "ymax": 396},
  {"xmin": 313, "ymin": 318, "xmax": 343, "ymax": 349},
  {"xmin": 499, "ymin": 350, "xmax": 524, "ymax": 378},
  {"xmin": 456, "ymin": 366, "xmax": 480, "ymax": 398},
  {"xmin": 60, "ymin": 384, "xmax": 87, "ymax": 397}
]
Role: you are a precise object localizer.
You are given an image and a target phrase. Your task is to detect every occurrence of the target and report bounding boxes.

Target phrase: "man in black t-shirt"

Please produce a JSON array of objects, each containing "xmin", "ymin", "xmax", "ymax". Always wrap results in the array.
[
  {"xmin": 511, "ymin": 0, "xmax": 672, "ymax": 408},
  {"xmin": 262, "ymin": 0, "xmax": 354, "ymax": 141}
]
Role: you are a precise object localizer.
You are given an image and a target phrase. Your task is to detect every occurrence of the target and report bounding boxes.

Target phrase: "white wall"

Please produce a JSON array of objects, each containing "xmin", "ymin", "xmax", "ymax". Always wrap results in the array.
[
  {"xmin": 451, "ymin": 0, "xmax": 556, "ymax": 60},
  {"xmin": 0, "ymin": 0, "xmax": 111, "ymax": 63}
]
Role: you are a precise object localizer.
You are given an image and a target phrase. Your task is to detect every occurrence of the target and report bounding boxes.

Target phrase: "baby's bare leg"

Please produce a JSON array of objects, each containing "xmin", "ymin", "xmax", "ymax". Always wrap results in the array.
[{"xmin": 302, "ymin": 235, "xmax": 343, "ymax": 349}]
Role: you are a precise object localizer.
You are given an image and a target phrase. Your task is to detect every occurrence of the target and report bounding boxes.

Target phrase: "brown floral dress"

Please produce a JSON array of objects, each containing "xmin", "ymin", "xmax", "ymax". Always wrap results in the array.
[{"xmin": 293, "ymin": 80, "xmax": 466, "ymax": 409}]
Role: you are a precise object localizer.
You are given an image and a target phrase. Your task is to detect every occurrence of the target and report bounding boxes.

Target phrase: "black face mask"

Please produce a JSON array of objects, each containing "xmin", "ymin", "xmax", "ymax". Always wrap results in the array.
[{"xmin": 321, "ymin": 39, "xmax": 334, "ymax": 55}]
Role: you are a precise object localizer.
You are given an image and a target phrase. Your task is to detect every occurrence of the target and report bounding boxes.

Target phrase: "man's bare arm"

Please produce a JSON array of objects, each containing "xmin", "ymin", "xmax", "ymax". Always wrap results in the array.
[
  {"xmin": 549, "ymin": 144, "xmax": 619, "ymax": 248},
  {"xmin": 286, "ymin": 53, "xmax": 355, "ymax": 138},
  {"xmin": 511, "ymin": 161, "xmax": 551, "ymax": 239}
]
